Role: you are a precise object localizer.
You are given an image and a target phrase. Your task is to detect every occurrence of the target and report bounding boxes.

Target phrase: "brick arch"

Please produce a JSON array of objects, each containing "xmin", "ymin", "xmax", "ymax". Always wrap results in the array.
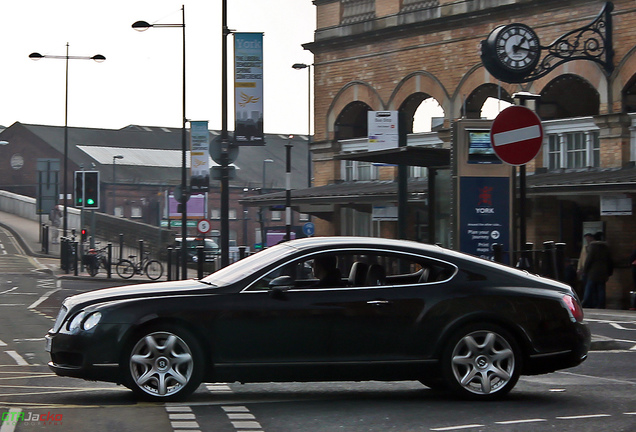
[
  {"xmin": 464, "ymin": 84, "xmax": 514, "ymax": 119},
  {"xmin": 389, "ymin": 71, "xmax": 450, "ymax": 113},
  {"xmin": 537, "ymin": 73, "xmax": 600, "ymax": 120},
  {"xmin": 326, "ymin": 81, "xmax": 385, "ymax": 141},
  {"xmin": 532, "ymin": 60, "xmax": 608, "ymax": 113},
  {"xmin": 454, "ymin": 64, "xmax": 522, "ymax": 120},
  {"xmin": 613, "ymin": 46, "xmax": 636, "ymax": 113}
]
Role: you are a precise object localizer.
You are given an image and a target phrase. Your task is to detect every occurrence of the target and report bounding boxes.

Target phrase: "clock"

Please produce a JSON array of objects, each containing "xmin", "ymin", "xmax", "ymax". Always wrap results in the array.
[{"xmin": 481, "ymin": 23, "xmax": 541, "ymax": 83}]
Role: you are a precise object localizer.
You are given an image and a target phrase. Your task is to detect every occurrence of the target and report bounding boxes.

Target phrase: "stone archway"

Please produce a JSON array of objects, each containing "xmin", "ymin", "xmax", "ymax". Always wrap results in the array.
[
  {"xmin": 538, "ymin": 74, "xmax": 600, "ymax": 120},
  {"xmin": 334, "ymin": 100, "xmax": 372, "ymax": 140}
]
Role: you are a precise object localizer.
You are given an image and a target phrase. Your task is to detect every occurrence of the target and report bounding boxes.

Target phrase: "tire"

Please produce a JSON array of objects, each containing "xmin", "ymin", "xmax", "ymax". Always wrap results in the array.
[
  {"xmin": 116, "ymin": 259, "xmax": 135, "ymax": 279},
  {"xmin": 144, "ymin": 260, "xmax": 164, "ymax": 281},
  {"xmin": 441, "ymin": 323, "xmax": 521, "ymax": 400},
  {"xmin": 123, "ymin": 325, "xmax": 203, "ymax": 401}
]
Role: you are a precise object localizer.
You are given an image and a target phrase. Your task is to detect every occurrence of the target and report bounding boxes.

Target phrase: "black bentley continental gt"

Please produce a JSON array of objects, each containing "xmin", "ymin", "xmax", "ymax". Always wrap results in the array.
[{"xmin": 45, "ymin": 237, "xmax": 590, "ymax": 401}]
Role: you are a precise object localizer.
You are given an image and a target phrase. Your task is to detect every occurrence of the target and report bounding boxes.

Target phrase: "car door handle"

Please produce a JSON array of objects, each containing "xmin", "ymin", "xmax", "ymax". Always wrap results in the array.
[{"xmin": 367, "ymin": 300, "xmax": 391, "ymax": 306}]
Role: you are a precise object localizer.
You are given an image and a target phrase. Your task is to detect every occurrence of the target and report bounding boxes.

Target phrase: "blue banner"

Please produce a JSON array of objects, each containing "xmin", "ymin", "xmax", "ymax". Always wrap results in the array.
[
  {"xmin": 459, "ymin": 177, "xmax": 510, "ymax": 262},
  {"xmin": 234, "ymin": 33, "xmax": 264, "ymax": 145}
]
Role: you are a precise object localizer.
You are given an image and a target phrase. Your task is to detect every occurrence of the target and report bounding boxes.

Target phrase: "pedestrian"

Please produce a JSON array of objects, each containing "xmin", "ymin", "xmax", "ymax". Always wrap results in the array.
[
  {"xmin": 576, "ymin": 233, "xmax": 594, "ymax": 297},
  {"xmin": 582, "ymin": 232, "xmax": 613, "ymax": 308},
  {"xmin": 48, "ymin": 204, "xmax": 62, "ymax": 244}
]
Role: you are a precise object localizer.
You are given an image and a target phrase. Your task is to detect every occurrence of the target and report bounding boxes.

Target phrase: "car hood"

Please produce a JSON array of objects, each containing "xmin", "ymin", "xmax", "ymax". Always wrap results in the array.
[{"xmin": 63, "ymin": 280, "xmax": 211, "ymax": 312}]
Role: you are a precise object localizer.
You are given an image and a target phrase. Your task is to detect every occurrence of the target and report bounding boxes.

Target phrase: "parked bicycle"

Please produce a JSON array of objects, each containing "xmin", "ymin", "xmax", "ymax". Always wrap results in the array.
[
  {"xmin": 116, "ymin": 252, "xmax": 164, "ymax": 281},
  {"xmin": 83, "ymin": 247, "xmax": 109, "ymax": 277}
]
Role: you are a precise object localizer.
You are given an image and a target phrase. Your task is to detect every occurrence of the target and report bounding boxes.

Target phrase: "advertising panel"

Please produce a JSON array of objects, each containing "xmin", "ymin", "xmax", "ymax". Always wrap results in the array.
[
  {"xmin": 190, "ymin": 121, "xmax": 210, "ymax": 192},
  {"xmin": 168, "ymin": 194, "xmax": 206, "ymax": 219},
  {"xmin": 459, "ymin": 177, "xmax": 510, "ymax": 262},
  {"xmin": 234, "ymin": 32, "xmax": 264, "ymax": 145}
]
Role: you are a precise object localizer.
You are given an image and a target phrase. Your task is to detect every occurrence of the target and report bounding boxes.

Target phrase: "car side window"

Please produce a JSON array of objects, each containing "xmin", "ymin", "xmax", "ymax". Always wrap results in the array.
[{"xmin": 246, "ymin": 250, "xmax": 455, "ymax": 292}]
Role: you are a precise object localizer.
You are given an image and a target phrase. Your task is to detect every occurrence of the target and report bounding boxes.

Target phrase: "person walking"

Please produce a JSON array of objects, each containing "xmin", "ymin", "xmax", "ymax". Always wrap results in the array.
[{"xmin": 582, "ymin": 232, "xmax": 613, "ymax": 308}]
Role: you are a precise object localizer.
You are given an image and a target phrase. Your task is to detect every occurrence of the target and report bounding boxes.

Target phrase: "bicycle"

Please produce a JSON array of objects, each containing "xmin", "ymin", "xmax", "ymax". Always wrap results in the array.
[
  {"xmin": 116, "ymin": 252, "xmax": 164, "ymax": 281},
  {"xmin": 83, "ymin": 247, "xmax": 109, "ymax": 277}
]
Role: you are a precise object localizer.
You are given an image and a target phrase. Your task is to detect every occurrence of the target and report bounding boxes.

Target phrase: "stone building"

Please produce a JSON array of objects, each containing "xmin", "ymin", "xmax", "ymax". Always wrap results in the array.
[{"xmin": 280, "ymin": 0, "xmax": 636, "ymax": 308}]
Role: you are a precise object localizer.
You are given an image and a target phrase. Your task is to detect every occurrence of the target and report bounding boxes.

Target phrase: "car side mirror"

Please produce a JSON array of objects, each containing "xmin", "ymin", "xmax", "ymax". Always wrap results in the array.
[{"xmin": 269, "ymin": 275, "xmax": 294, "ymax": 299}]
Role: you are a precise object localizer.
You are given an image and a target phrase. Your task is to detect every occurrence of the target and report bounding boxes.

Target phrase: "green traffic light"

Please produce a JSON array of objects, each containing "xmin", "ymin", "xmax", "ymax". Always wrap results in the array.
[{"xmin": 86, "ymin": 198, "xmax": 95, "ymax": 205}]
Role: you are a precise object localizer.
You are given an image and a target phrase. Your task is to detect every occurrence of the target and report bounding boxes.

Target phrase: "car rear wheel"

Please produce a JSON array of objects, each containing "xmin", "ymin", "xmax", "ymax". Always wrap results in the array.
[
  {"xmin": 123, "ymin": 326, "xmax": 203, "ymax": 401},
  {"xmin": 442, "ymin": 324, "xmax": 520, "ymax": 400}
]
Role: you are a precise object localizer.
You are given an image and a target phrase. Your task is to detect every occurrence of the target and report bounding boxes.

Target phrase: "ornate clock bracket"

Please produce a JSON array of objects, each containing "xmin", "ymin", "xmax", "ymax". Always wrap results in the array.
[{"xmin": 481, "ymin": 2, "xmax": 614, "ymax": 83}]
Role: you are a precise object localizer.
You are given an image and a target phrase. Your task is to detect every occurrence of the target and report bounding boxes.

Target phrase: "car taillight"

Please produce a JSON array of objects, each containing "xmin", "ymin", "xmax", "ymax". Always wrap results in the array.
[{"xmin": 562, "ymin": 295, "xmax": 584, "ymax": 322}]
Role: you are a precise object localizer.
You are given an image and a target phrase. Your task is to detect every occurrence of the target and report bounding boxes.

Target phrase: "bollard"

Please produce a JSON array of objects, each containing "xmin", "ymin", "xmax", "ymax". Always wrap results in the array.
[
  {"xmin": 542, "ymin": 241, "xmax": 555, "ymax": 279},
  {"xmin": 42, "ymin": 224, "xmax": 49, "ymax": 254},
  {"xmin": 175, "ymin": 249, "xmax": 181, "ymax": 280},
  {"xmin": 555, "ymin": 243, "xmax": 566, "ymax": 282},
  {"xmin": 516, "ymin": 242, "xmax": 533, "ymax": 271},
  {"xmin": 239, "ymin": 246, "xmax": 247, "ymax": 260},
  {"xmin": 119, "ymin": 234, "xmax": 124, "ymax": 261},
  {"xmin": 197, "ymin": 245, "xmax": 204, "ymax": 279},
  {"xmin": 167, "ymin": 247, "xmax": 173, "ymax": 281},
  {"xmin": 73, "ymin": 241, "xmax": 79, "ymax": 276},
  {"xmin": 139, "ymin": 239, "xmax": 144, "ymax": 261},
  {"xmin": 107, "ymin": 243, "xmax": 112, "ymax": 278},
  {"xmin": 492, "ymin": 243, "xmax": 504, "ymax": 263}
]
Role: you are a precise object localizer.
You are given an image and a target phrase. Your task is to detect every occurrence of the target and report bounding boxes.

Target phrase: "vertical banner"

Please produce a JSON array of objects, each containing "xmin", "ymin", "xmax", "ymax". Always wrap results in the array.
[
  {"xmin": 234, "ymin": 32, "xmax": 264, "ymax": 145},
  {"xmin": 190, "ymin": 120, "xmax": 210, "ymax": 192}
]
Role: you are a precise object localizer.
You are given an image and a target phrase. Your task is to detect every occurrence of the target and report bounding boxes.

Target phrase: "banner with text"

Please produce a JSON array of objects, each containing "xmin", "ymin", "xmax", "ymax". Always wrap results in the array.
[
  {"xmin": 234, "ymin": 32, "xmax": 264, "ymax": 145},
  {"xmin": 190, "ymin": 120, "xmax": 210, "ymax": 192}
]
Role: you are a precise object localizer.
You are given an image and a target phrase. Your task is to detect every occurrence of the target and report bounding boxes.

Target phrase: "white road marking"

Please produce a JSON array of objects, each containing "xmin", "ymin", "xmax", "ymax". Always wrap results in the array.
[
  {"xmin": 0, "ymin": 408, "xmax": 21, "ymax": 432},
  {"xmin": 4, "ymin": 351, "xmax": 29, "ymax": 366},
  {"xmin": 430, "ymin": 425, "xmax": 485, "ymax": 431},
  {"xmin": 0, "ymin": 287, "xmax": 18, "ymax": 295},
  {"xmin": 556, "ymin": 414, "xmax": 611, "ymax": 420},
  {"xmin": 29, "ymin": 286, "xmax": 61, "ymax": 310},
  {"xmin": 495, "ymin": 419, "xmax": 547, "ymax": 425},
  {"xmin": 0, "ymin": 340, "xmax": 6, "ymax": 347}
]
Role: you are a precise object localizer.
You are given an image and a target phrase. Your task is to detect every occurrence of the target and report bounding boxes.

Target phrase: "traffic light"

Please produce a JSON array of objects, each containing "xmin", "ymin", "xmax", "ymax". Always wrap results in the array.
[
  {"xmin": 83, "ymin": 171, "xmax": 100, "ymax": 209},
  {"xmin": 81, "ymin": 229, "xmax": 88, "ymax": 243},
  {"xmin": 74, "ymin": 171, "xmax": 84, "ymax": 207}
]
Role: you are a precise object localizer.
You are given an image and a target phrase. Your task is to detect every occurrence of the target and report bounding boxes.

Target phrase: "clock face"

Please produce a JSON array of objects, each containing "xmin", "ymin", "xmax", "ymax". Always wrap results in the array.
[{"xmin": 494, "ymin": 24, "xmax": 540, "ymax": 73}]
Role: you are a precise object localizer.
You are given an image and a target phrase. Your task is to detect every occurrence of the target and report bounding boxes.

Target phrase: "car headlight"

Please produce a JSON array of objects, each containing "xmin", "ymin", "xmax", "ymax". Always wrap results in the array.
[
  {"xmin": 82, "ymin": 312, "xmax": 102, "ymax": 330},
  {"xmin": 67, "ymin": 311, "xmax": 102, "ymax": 331}
]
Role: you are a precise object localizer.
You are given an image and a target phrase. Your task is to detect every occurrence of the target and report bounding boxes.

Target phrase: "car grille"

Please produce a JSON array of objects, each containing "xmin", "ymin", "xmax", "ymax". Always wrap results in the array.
[{"xmin": 52, "ymin": 305, "xmax": 68, "ymax": 333}]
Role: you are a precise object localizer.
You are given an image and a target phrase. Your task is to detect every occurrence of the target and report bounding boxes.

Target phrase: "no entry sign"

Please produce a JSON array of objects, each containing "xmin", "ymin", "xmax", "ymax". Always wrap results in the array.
[{"xmin": 490, "ymin": 105, "xmax": 543, "ymax": 166}]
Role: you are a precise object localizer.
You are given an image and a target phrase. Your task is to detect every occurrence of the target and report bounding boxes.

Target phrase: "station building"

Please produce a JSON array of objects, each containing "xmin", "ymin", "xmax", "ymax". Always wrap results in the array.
[{"xmin": 247, "ymin": 0, "xmax": 636, "ymax": 308}]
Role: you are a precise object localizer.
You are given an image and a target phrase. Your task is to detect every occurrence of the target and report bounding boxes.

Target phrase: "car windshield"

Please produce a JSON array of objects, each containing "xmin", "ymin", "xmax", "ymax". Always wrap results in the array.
[{"xmin": 201, "ymin": 243, "xmax": 297, "ymax": 286}]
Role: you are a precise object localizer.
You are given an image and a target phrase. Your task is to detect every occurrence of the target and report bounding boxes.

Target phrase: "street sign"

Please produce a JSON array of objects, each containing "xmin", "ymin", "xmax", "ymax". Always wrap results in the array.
[
  {"xmin": 302, "ymin": 222, "xmax": 315, "ymax": 237},
  {"xmin": 490, "ymin": 105, "xmax": 543, "ymax": 166},
  {"xmin": 197, "ymin": 219, "xmax": 211, "ymax": 234}
]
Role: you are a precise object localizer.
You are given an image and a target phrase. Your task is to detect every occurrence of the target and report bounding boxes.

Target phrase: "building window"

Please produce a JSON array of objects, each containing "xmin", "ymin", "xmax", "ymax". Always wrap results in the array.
[
  {"xmin": 341, "ymin": 0, "xmax": 375, "ymax": 24},
  {"xmin": 114, "ymin": 206, "xmax": 124, "ymax": 218},
  {"xmin": 299, "ymin": 213, "xmax": 310, "ymax": 222},
  {"xmin": 409, "ymin": 166, "xmax": 428, "ymax": 178},
  {"xmin": 131, "ymin": 206, "xmax": 142, "ymax": 219},
  {"xmin": 210, "ymin": 208, "xmax": 220, "ymax": 220},
  {"xmin": 229, "ymin": 208, "xmax": 237, "ymax": 220},
  {"xmin": 271, "ymin": 210, "xmax": 282, "ymax": 221},
  {"xmin": 401, "ymin": 0, "xmax": 439, "ymax": 13},
  {"xmin": 343, "ymin": 160, "xmax": 378, "ymax": 181},
  {"xmin": 546, "ymin": 131, "xmax": 599, "ymax": 170}
]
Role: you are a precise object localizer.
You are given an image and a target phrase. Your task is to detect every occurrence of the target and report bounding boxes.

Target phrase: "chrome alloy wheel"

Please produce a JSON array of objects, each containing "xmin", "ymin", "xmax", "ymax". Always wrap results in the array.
[
  {"xmin": 129, "ymin": 331, "xmax": 195, "ymax": 398},
  {"xmin": 450, "ymin": 330, "xmax": 515, "ymax": 395}
]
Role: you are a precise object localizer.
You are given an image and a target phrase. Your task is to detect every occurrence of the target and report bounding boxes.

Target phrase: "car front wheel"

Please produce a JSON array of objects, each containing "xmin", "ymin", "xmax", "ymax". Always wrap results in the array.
[
  {"xmin": 442, "ymin": 324, "xmax": 520, "ymax": 400},
  {"xmin": 123, "ymin": 326, "xmax": 203, "ymax": 401}
]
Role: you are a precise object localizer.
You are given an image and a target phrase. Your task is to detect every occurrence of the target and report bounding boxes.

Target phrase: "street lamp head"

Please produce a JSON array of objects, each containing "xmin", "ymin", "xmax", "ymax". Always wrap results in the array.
[
  {"xmin": 113, "ymin": 155, "xmax": 124, "ymax": 160},
  {"xmin": 292, "ymin": 63, "xmax": 308, "ymax": 70},
  {"xmin": 132, "ymin": 20, "xmax": 152, "ymax": 31},
  {"xmin": 29, "ymin": 52, "xmax": 44, "ymax": 60},
  {"xmin": 91, "ymin": 54, "xmax": 106, "ymax": 63},
  {"xmin": 264, "ymin": 159, "xmax": 274, "ymax": 163}
]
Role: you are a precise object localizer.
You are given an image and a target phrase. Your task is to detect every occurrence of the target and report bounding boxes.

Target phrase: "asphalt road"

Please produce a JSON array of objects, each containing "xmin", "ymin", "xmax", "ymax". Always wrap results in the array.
[{"xmin": 0, "ymin": 226, "xmax": 635, "ymax": 432}]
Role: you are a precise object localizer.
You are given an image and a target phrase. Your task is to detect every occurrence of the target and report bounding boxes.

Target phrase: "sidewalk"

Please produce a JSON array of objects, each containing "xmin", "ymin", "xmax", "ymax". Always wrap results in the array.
[{"xmin": 0, "ymin": 210, "xmax": 153, "ymax": 281}]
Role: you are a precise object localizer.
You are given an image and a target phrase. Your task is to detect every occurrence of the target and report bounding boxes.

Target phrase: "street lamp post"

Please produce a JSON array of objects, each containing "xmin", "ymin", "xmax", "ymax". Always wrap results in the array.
[
  {"xmin": 133, "ymin": 5, "xmax": 188, "ymax": 279},
  {"xmin": 112, "ymin": 155, "xmax": 124, "ymax": 216},
  {"xmin": 29, "ymin": 45, "xmax": 105, "ymax": 240},
  {"xmin": 292, "ymin": 63, "xmax": 312, "ymax": 188}
]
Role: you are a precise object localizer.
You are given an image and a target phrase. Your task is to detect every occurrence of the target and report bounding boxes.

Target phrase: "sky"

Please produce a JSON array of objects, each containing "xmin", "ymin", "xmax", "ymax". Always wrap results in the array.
[{"xmin": 1, "ymin": 1, "xmax": 315, "ymax": 135}]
